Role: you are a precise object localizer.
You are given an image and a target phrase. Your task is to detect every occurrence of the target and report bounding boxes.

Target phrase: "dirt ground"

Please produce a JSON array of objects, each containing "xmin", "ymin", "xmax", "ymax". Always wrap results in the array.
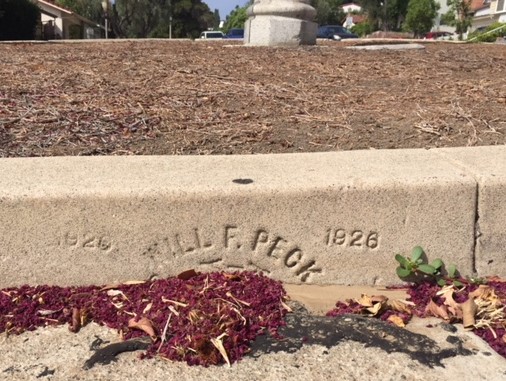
[{"xmin": 0, "ymin": 40, "xmax": 505, "ymax": 157}]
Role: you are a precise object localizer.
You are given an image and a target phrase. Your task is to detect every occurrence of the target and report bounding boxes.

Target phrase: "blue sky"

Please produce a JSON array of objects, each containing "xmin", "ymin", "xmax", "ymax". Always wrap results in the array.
[{"xmin": 204, "ymin": 0, "xmax": 248, "ymax": 20}]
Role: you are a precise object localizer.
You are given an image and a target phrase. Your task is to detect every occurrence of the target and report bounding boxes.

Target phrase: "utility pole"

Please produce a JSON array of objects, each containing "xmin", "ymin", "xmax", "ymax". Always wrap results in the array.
[
  {"xmin": 101, "ymin": 0, "xmax": 109, "ymax": 39},
  {"xmin": 384, "ymin": 0, "xmax": 388, "ymax": 32},
  {"xmin": 169, "ymin": 0, "xmax": 173, "ymax": 39}
]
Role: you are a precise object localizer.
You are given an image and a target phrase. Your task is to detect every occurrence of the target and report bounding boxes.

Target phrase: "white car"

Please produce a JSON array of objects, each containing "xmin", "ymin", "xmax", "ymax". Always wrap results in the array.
[{"xmin": 199, "ymin": 31, "xmax": 224, "ymax": 39}]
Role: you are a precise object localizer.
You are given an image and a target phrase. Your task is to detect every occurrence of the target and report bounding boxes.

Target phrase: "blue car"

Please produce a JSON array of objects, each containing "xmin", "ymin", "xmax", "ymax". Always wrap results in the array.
[
  {"xmin": 225, "ymin": 28, "xmax": 244, "ymax": 39},
  {"xmin": 317, "ymin": 25, "xmax": 358, "ymax": 40}
]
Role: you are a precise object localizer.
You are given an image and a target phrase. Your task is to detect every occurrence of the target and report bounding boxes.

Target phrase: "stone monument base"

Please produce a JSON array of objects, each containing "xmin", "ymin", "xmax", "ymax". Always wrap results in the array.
[{"xmin": 244, "ymin": 15, "xmax": 317, "ymax": 46}]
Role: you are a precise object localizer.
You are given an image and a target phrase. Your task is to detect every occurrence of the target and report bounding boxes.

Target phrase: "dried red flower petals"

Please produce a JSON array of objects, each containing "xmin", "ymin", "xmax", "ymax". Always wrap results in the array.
[
  {"xmin": 326, "ymin": 279, "xmax": 506, "ymax": 360},
  {"xmin": 0, "ymin": 271, "xmax": 287, "ymax": 366}
]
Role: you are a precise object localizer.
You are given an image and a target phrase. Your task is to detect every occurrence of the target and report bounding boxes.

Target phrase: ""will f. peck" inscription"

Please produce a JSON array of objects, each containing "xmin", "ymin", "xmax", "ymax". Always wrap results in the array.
[{"xmin": 142, "ymin": 225, "xmax": 322, "ymax": 282}]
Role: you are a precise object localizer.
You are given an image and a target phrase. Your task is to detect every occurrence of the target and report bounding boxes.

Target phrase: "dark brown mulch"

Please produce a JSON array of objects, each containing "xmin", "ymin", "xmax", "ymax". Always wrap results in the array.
[{"xmin": 0, "ymin": 40, "xmax": 505, "ymax": 157}]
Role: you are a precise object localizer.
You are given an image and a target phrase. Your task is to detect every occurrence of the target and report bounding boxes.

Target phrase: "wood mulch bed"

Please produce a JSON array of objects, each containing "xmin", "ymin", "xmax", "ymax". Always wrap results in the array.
[{"xmin": 0, "ymin": 40, "xmax": 504, "ymax": 157}]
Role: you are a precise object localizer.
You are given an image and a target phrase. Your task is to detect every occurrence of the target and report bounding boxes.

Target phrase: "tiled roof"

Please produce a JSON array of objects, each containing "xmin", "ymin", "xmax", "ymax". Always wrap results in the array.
[
  {"xmin": 470, "ymin": 0, "xmax": 490, "ymax": 11},
  {"xmin": 35, "ymin": 0, "xmax": 97, "ymax": 25},
  {"xmin": 36, "ymin": 0, "xmax": 73, "ymax": 14}
]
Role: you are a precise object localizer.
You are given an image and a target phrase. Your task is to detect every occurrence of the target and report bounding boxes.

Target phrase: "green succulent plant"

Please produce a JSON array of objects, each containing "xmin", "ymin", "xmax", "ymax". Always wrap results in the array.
[{"xmin": 395, "ymin": 246, "xmax": 462, "ymax": 287}]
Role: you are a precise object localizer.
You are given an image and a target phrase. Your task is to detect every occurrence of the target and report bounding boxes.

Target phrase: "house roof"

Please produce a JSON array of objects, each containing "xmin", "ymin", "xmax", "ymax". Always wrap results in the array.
[
  {"xmin": 39, "ymin": 7, "xmax": 60, "ymax": 19},
  {"xmin": 470, "ymin": 0, "xmax": 490, "ymax": 11},
  {"xmin": 341, "ymin": 2, "xmax": 362, "ymax": 10},
  {"xmin": 37, "ymin": 0, "xmax": 73, "ymax": 15},
  {"xmin": 35, "ymin": 0, "xmax": 98, "ymax": 27}
]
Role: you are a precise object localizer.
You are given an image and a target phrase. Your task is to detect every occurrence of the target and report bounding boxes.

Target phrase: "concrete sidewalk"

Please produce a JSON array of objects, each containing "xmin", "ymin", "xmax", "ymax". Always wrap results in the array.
[{"xmin": 0, "ymin": 146, "xmax": 504, "ymax": 288}]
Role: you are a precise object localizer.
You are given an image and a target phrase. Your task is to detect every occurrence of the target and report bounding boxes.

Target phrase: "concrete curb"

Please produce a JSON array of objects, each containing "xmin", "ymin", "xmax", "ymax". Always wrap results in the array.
[
  {"xmin": 347, "ymin": 43, "xmax": 426, "ymax": 50},
  {"xmin": 0, "ymin": 146, "xmax": 504, "ymax": 287}
]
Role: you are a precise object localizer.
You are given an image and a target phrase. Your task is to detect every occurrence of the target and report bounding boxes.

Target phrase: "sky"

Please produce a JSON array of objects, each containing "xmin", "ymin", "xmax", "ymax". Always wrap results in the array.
[{"xmin": 204, "ymin": 0, "xmax": 248, "ymax": 20}]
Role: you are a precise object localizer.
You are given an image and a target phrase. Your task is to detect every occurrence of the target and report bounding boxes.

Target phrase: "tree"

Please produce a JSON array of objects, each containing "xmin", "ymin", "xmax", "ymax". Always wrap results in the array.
[
  {"xmin": 55, "ymin": 0, "xmax": 103, "ymax": 24},
  {"xmin": 443, "ymin": 0, "xmax": 472, "ymax": 40},
  {"xmin": 108, "ymin": 0, "xmax": 214, "ymax": 38},
  {"xmin": 0, "ymin": 0, "xmax": 40, "ymax": 40},
  {"xmin": 360, "ymin": 0, "xmax": 410, "ymax": 31},
  {"xmin": 311, "ymin": 0, "xmax": 345, "ymax": 25},
  {"xmin": 222, "ymin": 1, "xmax": 253, "ymax": 32},
  {"xmin": 213, "ymin": 9, "xmax": 220, "ymax": 29},
  {"xmin": 222, "ymin": 5, "xmax": 248, "ymax": 32},
  {"xmin": 359, "ymin": 0, "xmax": 383, "ymax": 30},
  {"xmin": 111, "ymin": 0, "xmax": 165, "ymax": 38},
  {"xmin": 170, "ymin": 0, "xmax": 215, "ymax": 38},
  {"xmin": 403, "ymin": 0, "xmax": 439, "ymax": 37},
  {"xmin": 387, "ymin": 0, "xmax": 409, "ymax": 30}
]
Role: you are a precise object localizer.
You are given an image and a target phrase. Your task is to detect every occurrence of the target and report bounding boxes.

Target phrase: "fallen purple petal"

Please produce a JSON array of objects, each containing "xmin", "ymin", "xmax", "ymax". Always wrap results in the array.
[{"xmin": 0, "ymin": 271, "xmax": 287, "ymax": 366}]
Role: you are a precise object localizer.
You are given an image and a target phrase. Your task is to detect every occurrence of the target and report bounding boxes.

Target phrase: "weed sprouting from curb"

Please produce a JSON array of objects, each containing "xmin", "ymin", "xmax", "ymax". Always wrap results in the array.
[
  {"xmin": 395, "ymin": 246, "xmax": 464, "ymax": 287},
  {"xmin": 326, "ymin": 246, "xmax": 506, "ymax": 358}
]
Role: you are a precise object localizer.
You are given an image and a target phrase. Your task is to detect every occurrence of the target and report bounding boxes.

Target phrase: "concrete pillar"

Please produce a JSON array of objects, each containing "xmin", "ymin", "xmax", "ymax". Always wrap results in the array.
[{"xmin": 244, "ymin": 0, "xmax": 317, "ymax": 46}]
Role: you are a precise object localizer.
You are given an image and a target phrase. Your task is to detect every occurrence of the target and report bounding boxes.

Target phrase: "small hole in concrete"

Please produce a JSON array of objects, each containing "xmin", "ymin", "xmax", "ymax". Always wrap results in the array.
[{"xmin": 232, "ymin": 178, "xmax": 253, "ymax": 184}]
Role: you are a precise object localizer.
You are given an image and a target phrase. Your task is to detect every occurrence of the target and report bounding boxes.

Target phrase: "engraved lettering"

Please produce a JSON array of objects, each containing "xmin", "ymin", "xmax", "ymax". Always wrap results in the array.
[
  {"xmin": 350, "ymin": 230, "xmax": 363, "ymax": 247},
  {"xmin": 224, "ymin": 225, "xmax": 241, "ymax": 249},
  {"xmin": 64, "ymin": 232, "xmax": 78, "ymax": 247},
  {"xmin": 194, "ymin": 228, "xmax": 201, "ymax": 248},
  {"xmin": 366, "ymin": 232, "xmax": 379, "ymax": 249},
  {"xmin": 60, "ymin": 231, "xmax": 114, "ymax": 252},
  {"xmin": 200, "ymin": 258, "xmax": 222, "ymax": 265},
  {"xmin": 196, "ymin": 228, "xmax": 212, "ymax": 248},
  {"xmin": 252, "ymin": 229, "xmax": 269, "ymax": 251},
  {"xmin": 296, "ymin": 260, "xmax": 322, "ymax": 282},
  {"xmin": 141, "ymin": 225, "xmax": 323, "ymax": 283},
  {"xmin": 326, "ymin": 228, "xmax": 346, "ymax": 246},
  {"xmin": 83, "ymin": 233, "xmax": 96, "ymax": 249},
  {"xmin": 267, "ymin": 237, "xmax": 287, "ymax": 259},
  {"xmin": 175, "ymin": 233, "xmax": 195, "ymax": 253},
  {"xmin": 284, "ymin": 248, "xmax": 302, "ymax": 268},
  {"xmin": 98, "ymin": 236, "xmax": 112, "ymax": 251},
  {"xmin": 326, "ymin": 228, "xmax": 380, "ymax": 250},
  {"xmin": 162, "ymin": 237, "xmax": 180, "ymax": 257},
  {"xmin": 174, "ymin": 234, "xmax": 185, "ymax": 253}
]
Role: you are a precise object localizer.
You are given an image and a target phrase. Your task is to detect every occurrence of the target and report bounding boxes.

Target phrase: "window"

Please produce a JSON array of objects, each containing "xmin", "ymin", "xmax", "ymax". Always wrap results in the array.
[{"xmin": 497, "ymin": 0, "xmax": 505, "ymax": 12}]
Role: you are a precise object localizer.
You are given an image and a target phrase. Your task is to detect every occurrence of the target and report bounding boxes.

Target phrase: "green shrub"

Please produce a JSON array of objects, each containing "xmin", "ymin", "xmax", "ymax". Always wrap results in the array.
[
  {"xmin": 351, "ymin": 22, "xmax": 374, "ymax": 37},
  {"xmin": 467, "ymin": 22, "xmax": 506, "ymax": 43},
  {"xmin": 0, "ymin": 0, "xmax": 41, "ymax": 40}
]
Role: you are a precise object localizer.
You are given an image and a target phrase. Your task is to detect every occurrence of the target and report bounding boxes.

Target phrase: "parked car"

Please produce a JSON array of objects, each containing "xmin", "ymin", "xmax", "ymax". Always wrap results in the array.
[
  {"xmin": 225, "ymin": 28, "xmax": 244, "ymax": 39},
  {"xmin": 317, "ymin": 25, "xmax": 358, "ymax": 40},
  {"xmin": 424, "ymin": 31, "xmax": 454, "ymax": 40},
  {"xmin": 199, "ymin": 31, "xmax": 224, "ymax": 39}
]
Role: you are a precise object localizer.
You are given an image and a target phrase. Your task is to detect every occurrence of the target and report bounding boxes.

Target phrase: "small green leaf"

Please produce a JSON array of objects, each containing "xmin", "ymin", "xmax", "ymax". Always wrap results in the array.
[
  {"xmin": 453, "ymin": 280, "xmax": 464, "ymax": 287},
  {"xmin": 447, "ymin": 264, "xmax": 457, "ymax": 278},
  {"xmin": 437, "ymin": 278, "xmax": 447, "ymax": 287},
  {"xmin": 430, "ymin": 259, "xmax": 444, "ymax": 270},
  {"xmin": 396, "ymin": 267, "xmax": 411, "ymax": 278},
  {"xmin": 395, "ymin": 254, "xmax": 410, "ymax": 268},
  {"xmin": 411, "ymin": 246, "xmax": 424, "ymax": 262},
  {"xmin": 418, "ymin": 264, "xmax": 436, "ymax": 275}
]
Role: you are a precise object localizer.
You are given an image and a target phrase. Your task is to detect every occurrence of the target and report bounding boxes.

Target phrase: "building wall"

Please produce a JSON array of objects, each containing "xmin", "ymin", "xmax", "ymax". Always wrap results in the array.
[
  {"xmin": 40, "ymin": 13, "xmax": 64, "ymax": 38},
  {"xmin": 342, "ymin": 3, "xmax": 362, "ymax": 13},
  {"xmin": 38, "ymin": 3, "xmax": 66, "ymax": 38}
]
